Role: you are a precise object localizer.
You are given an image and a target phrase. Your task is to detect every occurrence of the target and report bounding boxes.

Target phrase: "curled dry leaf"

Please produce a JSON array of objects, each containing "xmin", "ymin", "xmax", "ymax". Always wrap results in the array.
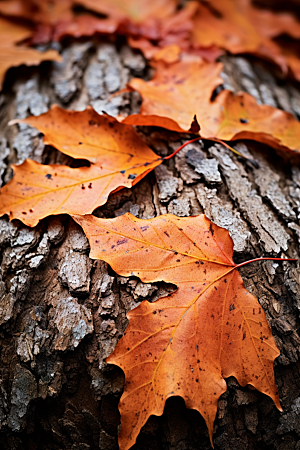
[
  {"xmin": 0, "ymin": 107, "xmax": 162, "ymax": 226},
  {"xmin": 73, "ymin": 212, "xmax": 282, "ymax": 450},
  {"xmin": 125, "ymin": 59, "xmax": 300, "ymax": 155},
  {"xmin": 0, "ymin": 17, "xmax": 61, "ymax": 90}
]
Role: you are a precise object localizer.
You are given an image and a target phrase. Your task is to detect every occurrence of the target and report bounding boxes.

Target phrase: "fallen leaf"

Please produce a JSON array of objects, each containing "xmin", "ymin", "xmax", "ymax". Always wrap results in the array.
[
  {"xmin": 205, "ymin": 90, "xmax": 300, "ymax": 154},
  {"xmin": 1, "ymin": 107, "xmax": 164, "ymax": 226},
  {"xmin": 191, "ymin": 0, "xmax": 300, "ymax": 79},
  {"xmin": 126, "ymin": 59, "xmax": 300, "ymax": 155},
  {"xmin": 12, "ymin": 105, "xmax": 160, "ymax": 167},
  {"xmin": 52, "ymin": 15, "xmax": 119, "ymax": 41},
  {"xmin": 0, "ymin": 17, "xmax": 61, "ymax": 90},
  {"xmin": 126, "ymin": 2, "xmax": 224, "ymax": 63},
  {"xmin": 126, "ymin": 58, "xmax": 223, "ymax": 131},
  {"xmin": 0, "ymin": 0, "xmax": 73, "ymax": 24},
  {"xmin": 73, "ymin": 212, "xmax": 282, "ymax": 450},
  {"xmin": 0, "ymin": 0, "xmax": 116, "ymax": 43},
  {"xmin": 0, "ymin": 158, "xmax": 161, "ymax": 227},
  {"xmin": 77, "ymin": 0, "xmax": 177, "ymax": 23}
]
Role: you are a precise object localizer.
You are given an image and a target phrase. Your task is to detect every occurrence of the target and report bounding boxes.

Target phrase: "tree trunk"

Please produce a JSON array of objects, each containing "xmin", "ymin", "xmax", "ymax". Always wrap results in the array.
[{"xmin": 0, "ymin": 38, "xmax": 300, "ymax": 450}]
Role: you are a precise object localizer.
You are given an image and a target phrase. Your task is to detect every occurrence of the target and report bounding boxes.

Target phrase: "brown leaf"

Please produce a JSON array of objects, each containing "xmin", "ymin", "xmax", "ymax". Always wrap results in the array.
[
  {"xmin": 1, "ymin": 107, "xmax": 162, "ymax": 226},
  {"xmin": 126, "ymin": 59, "xmax": 300, "ymax": 155},
  {"xmin": 0, "ymin": 17, "xmax": 61, "ymax": 90},
  {"xmin": 74, "ymin": 212, "xmax": 282, "ymax": 450}
]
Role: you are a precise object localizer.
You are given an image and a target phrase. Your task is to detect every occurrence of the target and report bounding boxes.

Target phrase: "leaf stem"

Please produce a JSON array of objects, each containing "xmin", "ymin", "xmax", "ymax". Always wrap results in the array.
[
  {"xmin": 205, "ymin": 137, "xmax": 260, "ymax": 168},
  {"xmin": 161, "ymin": 136, "xmax": 260, "ymax": 170},
  {"xmin": 235, "ymin": 257, "xmax": 298, "ymax": 270},
  {"xmin": 162, "ymin": 137, "xmax": 202, "ymax": 160}
]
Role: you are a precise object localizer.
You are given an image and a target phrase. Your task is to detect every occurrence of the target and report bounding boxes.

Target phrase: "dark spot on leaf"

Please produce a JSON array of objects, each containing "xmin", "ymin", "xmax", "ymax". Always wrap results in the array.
[
  {"xmin": 22, "ymin": 211, "xmax": 27, "ymax": 215},
  {"xmin": 229, "ymin": 303, "xmax": 235, "ymax": 311},
  {"xmin": 120, "ymin": 170, "xmax": 126, "ymax": 174},
  {"xmin": 81, "ymin": 184, "xmax": 85, "ymax": 189},
  {"xmin": 240, "ymin": 118, "xmax": 248, "ymax": 124},
  {"xmin": 140, "ymin": 226, "xmax": 149, "ymax": 231},
  {"xmin": 78, "ymin": 142, "xmax": 82, "ymax": 145},
  {"xmin": 88, "ymin": 183, "xmax": 92, "ymax": 188},
  {"xmin": 243, "ymin": 332, "xmax": 246, "ymax": 340},
  {"xmin": 45, "ymin": 174, "xmax": 52, "ymax": 180},
  {"xmin": 164, "ymin": 231, "xmax": 170, "ymax": 237},
  {"xmin": 117, "ymin": 238, "xmax": 128, "ymax": 245},
  {"xmin": 128, "ymin": 174, "xmax": 136, "ymax": 180},
  {"xmin": 224, "ymin": 279, "xmax": 227, "ymax": 283}
]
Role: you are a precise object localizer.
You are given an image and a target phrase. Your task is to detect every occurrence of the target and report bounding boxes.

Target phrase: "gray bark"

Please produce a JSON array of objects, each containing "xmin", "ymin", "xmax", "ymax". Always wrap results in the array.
[{"xmin": 0, "ymin": 39, "xmax": 300, "ymax": 450}]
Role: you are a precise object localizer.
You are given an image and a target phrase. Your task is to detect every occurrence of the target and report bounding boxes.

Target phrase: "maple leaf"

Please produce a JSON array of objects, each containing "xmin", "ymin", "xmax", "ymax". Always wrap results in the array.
[
  {"xmin": 0, "ymin": 16, "xmax": 61, "ymax": 90},
  {"xmin": 124, "ymin": 58, "xmax": 223, "ymax": 132},
  {"xmin": 73, "ymin": 212, "xmax": 290, "ymax": 450},
  {"xmin": 0, "ymin": 107, "xmax": 167, "ymax": 226},
  {"xmin": 124, "ymin": 58, "xmax": 300, "ymax": 155}
]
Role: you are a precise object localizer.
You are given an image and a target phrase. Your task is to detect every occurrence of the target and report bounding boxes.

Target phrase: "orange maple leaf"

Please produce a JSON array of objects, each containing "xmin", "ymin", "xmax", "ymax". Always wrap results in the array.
[
  {"xmin": 73, "ymin": 212, "xmax": 290, "ymax": 450},
  {"xmin": 0, "ymin": 106, "xmax": 167, "ymax": 226},
  {"xmin": 0, "ymin": 16, "xmax": 61, "ymax": 90},
  {"xmin": 124, "ymin": 58, "xmax": 300, "ymax": 155}
]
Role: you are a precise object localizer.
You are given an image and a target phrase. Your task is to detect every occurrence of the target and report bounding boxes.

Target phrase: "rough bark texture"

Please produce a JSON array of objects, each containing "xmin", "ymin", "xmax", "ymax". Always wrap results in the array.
[{"xmin": 0, "ymin": 36, "xmax": 300, "ymax": 450}]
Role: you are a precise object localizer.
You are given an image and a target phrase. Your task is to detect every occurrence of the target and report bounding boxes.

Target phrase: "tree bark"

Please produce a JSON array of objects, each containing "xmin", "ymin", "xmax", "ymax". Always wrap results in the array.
[{"xmin": 0, "ymin": 38, "xmax": 300, "ymax": 450}]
